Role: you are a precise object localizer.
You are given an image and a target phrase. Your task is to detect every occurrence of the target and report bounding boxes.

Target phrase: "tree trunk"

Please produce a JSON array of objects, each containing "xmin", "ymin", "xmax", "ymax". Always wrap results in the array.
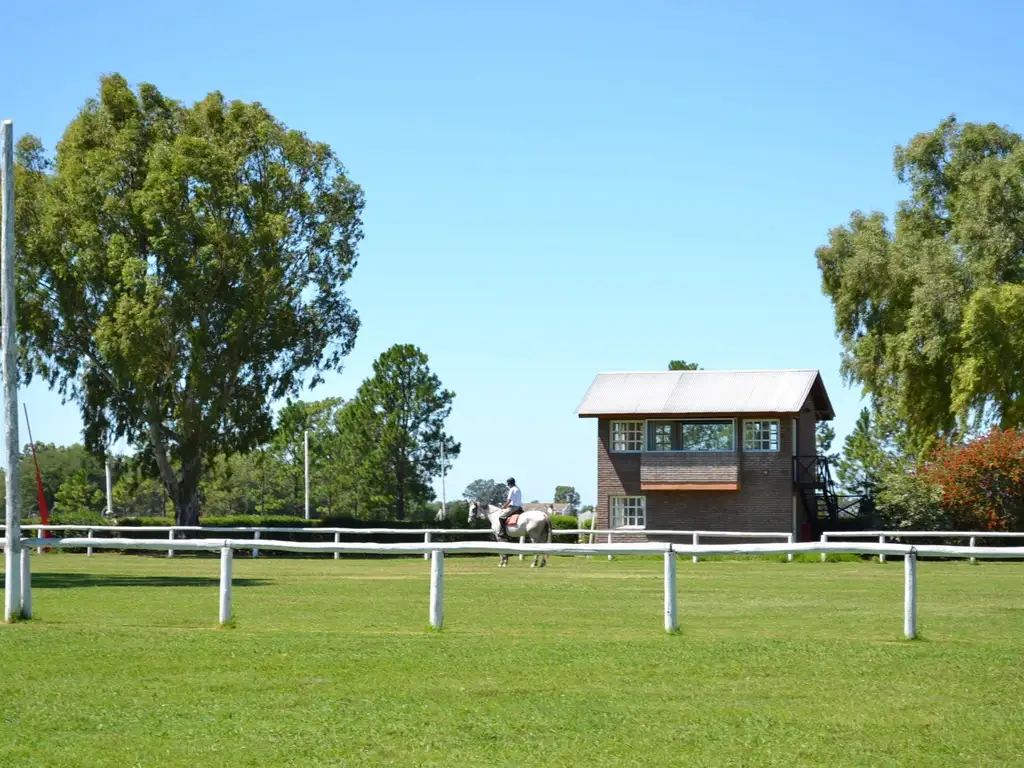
[
  {"xmin": 395, "ymin": 486, "xmax": 405, "ymax": 520},
  {"xmin": 171, "ymin": 456, "xmax": 202, "ymax": 526},
  {"xmin": 148, "ymin": 415, "xmax": 203, "ymax": 527}
]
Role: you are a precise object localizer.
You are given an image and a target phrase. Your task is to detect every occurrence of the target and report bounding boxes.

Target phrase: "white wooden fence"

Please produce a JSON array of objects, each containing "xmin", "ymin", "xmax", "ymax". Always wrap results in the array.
[
  {"xmin": 0, "ymin": 525, "xmax": 794, "ymax": 563},
  {"xmin": 820, "ymin": 530, "xmax": 1024, "ymax": 564},
  {"xmin": 5, "ymin": 535, "xmax": 1024, "ymax": 638}
]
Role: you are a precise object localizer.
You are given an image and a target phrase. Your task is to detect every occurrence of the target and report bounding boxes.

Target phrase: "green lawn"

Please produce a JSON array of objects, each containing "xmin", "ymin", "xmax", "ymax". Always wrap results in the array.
[{"xmin": 3, "ymin": 553, "xmax": 1024, "ymax": 766}]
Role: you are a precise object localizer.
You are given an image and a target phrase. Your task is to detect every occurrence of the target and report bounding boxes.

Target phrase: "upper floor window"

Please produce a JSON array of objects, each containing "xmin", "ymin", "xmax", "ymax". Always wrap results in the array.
[
  {"xmin": 649, "ymin": 421, "xmax": 674, "ymax": 451},
  {"xmin": 647, "ymin": 420, "xmax": 735, "ymax": 452},
  {"xmin": 610, "ymin": 421, "xmax": 643, "ymax": 452},
  {"xmin": 743, "ymin": 419, "xmax": 780, "ymax": 452}
]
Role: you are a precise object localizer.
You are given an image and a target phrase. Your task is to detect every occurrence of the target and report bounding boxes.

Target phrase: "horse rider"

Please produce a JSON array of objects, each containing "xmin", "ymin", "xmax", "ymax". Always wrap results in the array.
[{"xmin": 498, "ymin": 477, "xmax": 522, "ymax": 541}]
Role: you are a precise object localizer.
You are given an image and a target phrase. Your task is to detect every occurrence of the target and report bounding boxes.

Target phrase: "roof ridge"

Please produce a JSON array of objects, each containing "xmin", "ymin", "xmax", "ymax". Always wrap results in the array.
[
  {"xmin": 576, "ymin": 369, "xmax": 835, "ymax": 420},
  {"xmin": 595, "ymin": 368, "xmax": 819, "ymax": 375}
]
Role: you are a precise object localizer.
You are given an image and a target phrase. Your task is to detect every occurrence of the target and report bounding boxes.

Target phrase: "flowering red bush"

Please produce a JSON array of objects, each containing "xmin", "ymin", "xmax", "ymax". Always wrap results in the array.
[{"xmin": 922, "ymin": 429, "xmax": 1024, "ymax": 531}]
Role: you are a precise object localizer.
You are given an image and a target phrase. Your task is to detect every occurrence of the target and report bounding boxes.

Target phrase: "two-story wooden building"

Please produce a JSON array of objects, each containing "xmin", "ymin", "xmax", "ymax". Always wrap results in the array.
[{"xmin": 576, "ymin": 369, "xmax": 835, "ymax": 541}]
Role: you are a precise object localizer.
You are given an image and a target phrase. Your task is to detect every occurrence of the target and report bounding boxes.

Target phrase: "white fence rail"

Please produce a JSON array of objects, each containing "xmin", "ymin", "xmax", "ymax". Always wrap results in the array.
[
  {"xmin": 6, "ymin": 536, "xmax": 1024, "ymax": 637},
  {"xmin": 0, "ymin": 525, "xmax": 795, "ymax": 563},
  {"xmin": 821, "ymin": 530, "xmax": 1024, "ymax": 564}
]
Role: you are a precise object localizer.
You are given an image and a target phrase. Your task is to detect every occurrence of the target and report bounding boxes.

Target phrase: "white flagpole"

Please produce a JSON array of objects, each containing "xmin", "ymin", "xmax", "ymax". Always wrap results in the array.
[{"xmin": 2, "ymin": 120, "xmax": 23, "ymax": 621}]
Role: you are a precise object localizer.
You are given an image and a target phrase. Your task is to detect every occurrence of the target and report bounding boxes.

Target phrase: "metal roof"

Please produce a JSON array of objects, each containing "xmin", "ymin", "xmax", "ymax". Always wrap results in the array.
[{"xmin": 575, "ymin": 369, "xmax": 835, "ymax": 419}]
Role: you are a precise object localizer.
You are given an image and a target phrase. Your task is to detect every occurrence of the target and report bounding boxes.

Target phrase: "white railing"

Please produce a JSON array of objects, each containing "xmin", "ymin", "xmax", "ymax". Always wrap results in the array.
[
  {"xmin": 821, "ymin": 530, "xmax": 1024, "ymax": 564},
  {"xmin": 1, "ymin": 525, "xmax": 795, "ymax": 563},
  {"xmin": 7, "ymin": 536, "xmax": 1024, "ymax": 638},
  {"xmin": 596, "ymin": 529, "xmax": 793, "ymax": 563}
]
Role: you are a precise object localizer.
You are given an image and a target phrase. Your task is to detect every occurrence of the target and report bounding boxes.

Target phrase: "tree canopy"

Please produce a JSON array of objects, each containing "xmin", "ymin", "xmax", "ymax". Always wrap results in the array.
[
  {"xmin": 332, "ymin": 344, "xmax": 459, "ymax": 520},
  {"xmin": 553, "ymin": 485, "xmax": 580, "ymax": 513},
  {"xmin": 0, "ymin": 442, "xmax": 110, "ymax": 518},
  {"xmin": 13, "ymin": 74, "xmax": 364, "ymax": 524},
  {"xmin": 668, "ymin": 360, "xmax": 701, "ymax": 371},
  {"xmin": 816, "ymin": 116, "xmax": 1024, "ymax": 453},
  {"xmin": 835, "ymin": 409, "xmax": 902, "ymax": 496},
  {"xmin": 270, "ymin": 397, "xmax": 344, "ymax": 511},
  {"xmin": 462, "ymin": 478, "xmax": 507, "ymax": 506},
  {"xmin": 816, "ymin": 422, "xmax": 838, "ymax": 464}
]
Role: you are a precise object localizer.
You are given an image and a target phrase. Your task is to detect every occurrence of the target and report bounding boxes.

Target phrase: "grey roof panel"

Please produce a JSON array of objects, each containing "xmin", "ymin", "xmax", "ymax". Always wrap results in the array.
[{"xmin": 576, "ymin": 369, "xmax": 834, "ymax": 418}]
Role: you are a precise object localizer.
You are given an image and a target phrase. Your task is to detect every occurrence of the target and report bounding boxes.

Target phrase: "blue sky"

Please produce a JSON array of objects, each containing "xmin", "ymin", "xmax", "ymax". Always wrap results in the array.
[{"xmin": 2, "ymin": 0, "xmax": 1023, "ymax": 506}]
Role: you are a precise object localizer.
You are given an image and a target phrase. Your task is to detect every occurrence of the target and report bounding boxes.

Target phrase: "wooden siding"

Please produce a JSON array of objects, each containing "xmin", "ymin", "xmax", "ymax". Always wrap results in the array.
[{"xmin": 640, "ymin": 452, "xmax": 740, "ymax": 484}]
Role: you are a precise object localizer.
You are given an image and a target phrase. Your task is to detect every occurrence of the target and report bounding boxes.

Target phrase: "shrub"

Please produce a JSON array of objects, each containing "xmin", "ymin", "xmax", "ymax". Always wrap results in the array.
[
  {"xmin": 24, "ymin": 509, "xmax": 110, "ymax": 553},
  {"xmin": 23, "ymin": 510, "xmax": 110, "ymax": 527},
  {"xmin": 921, "ymin": 428, "xmax": 1024, "ymax": 531},
  {"xmin": 115, "ymin": 516, "xmax": 175, "ymax": 527},
  {"xmin": 551, "ymin": 514, "xmax": 585, "ymax": 544},
  {"xmin": 198, "ymin": 515, "xmax": 313, "ymax": 528},
  {"xmin": 876, "ymin": 468, "xmax": 946, "ymax": 531}
]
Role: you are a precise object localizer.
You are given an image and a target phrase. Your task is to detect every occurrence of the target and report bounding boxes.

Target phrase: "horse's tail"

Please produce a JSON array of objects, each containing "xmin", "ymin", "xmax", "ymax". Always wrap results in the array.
[{"xmin": 546, "ymin": 513, "xmax": 553, "ymax": 544}]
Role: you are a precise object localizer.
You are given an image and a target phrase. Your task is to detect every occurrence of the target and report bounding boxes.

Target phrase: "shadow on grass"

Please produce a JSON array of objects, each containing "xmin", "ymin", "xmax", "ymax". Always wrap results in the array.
[{"xmin": 4, "ymin": 573, "xmax": 272, "ymax": 589}]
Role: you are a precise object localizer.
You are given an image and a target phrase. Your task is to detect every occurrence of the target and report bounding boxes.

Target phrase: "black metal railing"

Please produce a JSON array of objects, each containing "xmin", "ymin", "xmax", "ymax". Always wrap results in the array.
[{"xmin": 793, "ymin": 455, "xmax": 836, "ymax": 490}]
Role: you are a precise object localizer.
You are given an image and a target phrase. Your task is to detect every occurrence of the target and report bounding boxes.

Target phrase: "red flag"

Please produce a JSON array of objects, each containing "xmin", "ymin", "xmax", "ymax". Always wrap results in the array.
[{"xmin": 23, "ymin": 405, "xmax": 50, "ymax": 538}]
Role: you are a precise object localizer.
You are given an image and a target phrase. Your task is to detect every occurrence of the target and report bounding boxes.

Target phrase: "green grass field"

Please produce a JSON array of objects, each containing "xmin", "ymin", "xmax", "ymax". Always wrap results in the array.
[{"xmin": 3, "ymin": 553, "xmax": 1024, "ymax": 766}]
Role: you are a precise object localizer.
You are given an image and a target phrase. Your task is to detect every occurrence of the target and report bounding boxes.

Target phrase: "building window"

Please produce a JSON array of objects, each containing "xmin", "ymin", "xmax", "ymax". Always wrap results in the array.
[
  {"xmin": 681, "ymin": 421, "xmax": 734, "ymax": 451},
  {"xmin": 611, "ymin": 496, "xmax": 646, "ymax": 528},
  {"xmin": 648, "ymin": 421, "xmax": 674, "ymax": 451},
  {"xmin": 744, "ymin": 419, "xmax": 780, "ymax": 451},
  {"xmin": 610, "ymin": 421, "xmax": 643, "ymax": 452},
  {"xmin": 647, "ymin": 420, "xmax": 735, "ymax": 451}
]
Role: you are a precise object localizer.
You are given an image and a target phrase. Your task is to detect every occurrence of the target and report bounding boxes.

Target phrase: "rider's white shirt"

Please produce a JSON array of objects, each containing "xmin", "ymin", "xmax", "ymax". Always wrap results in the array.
[{"xmin": 507, "ymin": 486, "xmax": 522, "ymax": 507}]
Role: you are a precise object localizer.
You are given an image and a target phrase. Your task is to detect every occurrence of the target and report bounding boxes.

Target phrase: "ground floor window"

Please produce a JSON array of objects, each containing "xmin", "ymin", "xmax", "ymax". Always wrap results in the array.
[{"xmin": 611, "ymin": 496, "xmax": 646, "ymax": 528}]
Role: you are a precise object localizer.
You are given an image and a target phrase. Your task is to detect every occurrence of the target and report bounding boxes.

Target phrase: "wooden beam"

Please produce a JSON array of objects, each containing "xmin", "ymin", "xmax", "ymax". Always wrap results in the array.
[{"xmin": 641, "ymin": 482, "xmax": 740, "ymax": 491}]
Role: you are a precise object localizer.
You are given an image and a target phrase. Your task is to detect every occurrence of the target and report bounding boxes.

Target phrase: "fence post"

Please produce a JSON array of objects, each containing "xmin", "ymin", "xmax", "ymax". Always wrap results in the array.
[
  {"xmin": 904, "ymin": 550, "xmax": 917, "ymax": 640},
  {"xmin": 879, "ymin": 534, "xmax": 886, "ymax": 563},
  {"xmin": 820, "ymin": 533, "xmax": 827, "ymax": 562},
  {"xmin": 20, "ymin": 547, "xmax": 31, "ymax": 619},
  {"xmin": 692, "ymin": 532, "xmax": 699, "ymax": 564},
  {"xmin": 220, "ymin": 546, "xmax": 233, "ymax": 625},
  {"xmin": 969, "ymin": 535, "xmax": 977, "ymax": 564},
  {"xmin": 608, "ymin": 531, "xmax": 614, "ymax": 561},
  {"xmin": 664, "ymin": 550, "xmax": 677, "ymax": 633},
  {"xmin": 334, "ymin": 531, "xmax": 341, "ymax": 560},
  {"xmin": 787, "ymin": 533, "xmax": 794, "ymax": 562},
  {"xmin": 253, "ymin": 530, "xmax": 260, "ymax": 559},
  {"xmin": 167, "ymin": 529, "xmax": 175, "ymax": 558},
  {"xmin": 87, "ymin": 528, "xmax": 94, "ymax": 558},
  {"xmin": 423, "ymin": 532, "xmax": 431, "ymax": 561},
  {"xmin": 429, "ymin": 549, "xmax": 444, "ymax": 629}
]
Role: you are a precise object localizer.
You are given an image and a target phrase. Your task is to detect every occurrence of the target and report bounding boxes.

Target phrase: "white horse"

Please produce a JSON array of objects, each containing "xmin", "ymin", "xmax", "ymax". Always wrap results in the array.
[{"xmin": 467, "ymin": 501, "xmax": 552, "ymax": 568}]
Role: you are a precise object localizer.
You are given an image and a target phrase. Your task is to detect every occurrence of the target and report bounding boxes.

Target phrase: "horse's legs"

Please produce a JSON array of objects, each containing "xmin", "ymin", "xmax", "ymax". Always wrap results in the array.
[
  {"xmin": 529, "ymin": 530, "xmax": 543, "ymax": 567},
  {"xmin": 530, "ymin": 528, "xmax": 548, "ymax": 568}
]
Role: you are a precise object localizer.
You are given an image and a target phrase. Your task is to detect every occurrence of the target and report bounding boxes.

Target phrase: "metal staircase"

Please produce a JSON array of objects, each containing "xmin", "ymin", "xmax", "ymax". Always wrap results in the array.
[{"xmin": 793, "ymin": 455, "xmax": 874, "ymax": 539}]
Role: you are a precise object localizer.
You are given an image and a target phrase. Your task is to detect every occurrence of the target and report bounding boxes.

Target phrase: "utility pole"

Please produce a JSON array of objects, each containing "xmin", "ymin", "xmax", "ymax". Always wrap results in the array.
[
  {"xmin": 106, "ymin": 460, "xmax": 113, "ymax": 517},
  {"xmin": 440, "ymin": 438, "xmax": 447, "ymax": 520},
  {"xmin": 304, "ymin": 429, "xmax": 310, "ymax": 520}
]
